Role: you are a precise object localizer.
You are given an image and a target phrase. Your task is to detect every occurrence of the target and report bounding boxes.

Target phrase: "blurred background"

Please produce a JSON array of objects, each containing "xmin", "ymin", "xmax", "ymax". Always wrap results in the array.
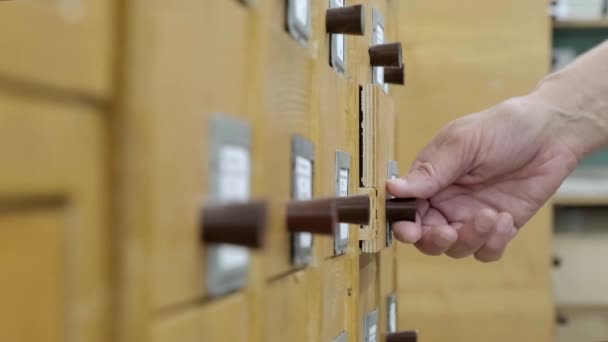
[
  {"xmin": 551, "ymin": 1, "xmax": 608, "ymax": 340},
  {"xmin": 0, "ymin": 0, "xmax": 607, "ymax": 341}
]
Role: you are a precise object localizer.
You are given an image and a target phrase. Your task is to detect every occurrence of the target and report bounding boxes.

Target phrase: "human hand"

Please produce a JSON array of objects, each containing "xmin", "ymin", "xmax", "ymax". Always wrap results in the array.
[{"xmin": 387, "ymin": 97, "xmax": 581, "ymax": 262}]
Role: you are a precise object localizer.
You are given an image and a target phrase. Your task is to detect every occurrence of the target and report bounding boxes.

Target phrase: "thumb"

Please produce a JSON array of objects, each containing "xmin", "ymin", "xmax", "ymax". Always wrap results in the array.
[{"xmin": 387, "ymin": 136, "xmax": 472, "ymax": 199}]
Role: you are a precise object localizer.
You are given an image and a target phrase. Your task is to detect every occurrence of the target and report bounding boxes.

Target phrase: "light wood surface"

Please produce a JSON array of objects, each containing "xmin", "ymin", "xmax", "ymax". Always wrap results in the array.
[
  {"xmin": 359, "ymin": 253, "xmax": 379, "ymax": 339},
  {"xmin": 320, "ymin": 256, "xmax": 355, "ymax": 341},
  {"xmin": 263, "ymin": 269, "xmax": 320, "ymax": 342},
  {"xmin": 151, "ymin": 293, "xmax": 249, "ymax": 342},
  {"xmin": 378, "ymin": 245, "xmax": 396, "ymax": 340},
  {"xmin": 258, "ymin": 26, "xmax": 315, "ymax": 277},
  {"xmin": 394, "ymin": 1, "xmax": 554, "ymax": 341},
  {"xmin": 0, "ymin": 94, "xmax": 109, "ymax": 342},
  {"xmin": 0, "ymin": 209, "xmax": 64, "ymax": 342},
  {"xmin": 0, "ymin": 0, "xmax": 114, "ymax": 98},
  {"xmin": 116, "ymin": 0, "xmax": 258, "ymax": 312}
]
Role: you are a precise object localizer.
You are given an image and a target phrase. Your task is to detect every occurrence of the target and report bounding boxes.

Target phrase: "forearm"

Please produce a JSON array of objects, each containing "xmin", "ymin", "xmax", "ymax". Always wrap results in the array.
[{"xmin": 528, "ymin": 41, "xmax": 608, "ymax": 159}]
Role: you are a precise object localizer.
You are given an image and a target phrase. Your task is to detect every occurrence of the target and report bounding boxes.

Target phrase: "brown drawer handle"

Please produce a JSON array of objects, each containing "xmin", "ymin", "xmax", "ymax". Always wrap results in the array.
[
  {"xmin": 386, "ymin": 198, "xmax": 416, "ymax": 223},
  {"xmin": 369, "ymin": 42, "xmax": 403, "ymax": 67},
  {"xmin": 287, "ymin": 198, "xmax": 338, "ymax": 235},
  {"xmin": 386, "ymin": 330, "xmax": 418, "ymax": 342},
  {"xmin": 335, "ymin": 194, "xmax": 371, "ymax": 225},
  {"xmin": 201, "ymin": 200, "xmax": 267, "ymax": 249},
  {"xmin": 384, "ymin": 65, "xmax": 405, "ymax": 85},
  {"xmin": 326, "ymin": 4, "xmax": 366, "ymax": 35}
]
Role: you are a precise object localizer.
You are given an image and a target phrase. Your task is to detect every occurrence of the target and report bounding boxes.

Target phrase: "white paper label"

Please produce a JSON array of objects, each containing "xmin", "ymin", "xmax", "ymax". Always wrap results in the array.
[
  {"xmin": 295, "ymin": 0, "xmax": 309, "ymax": 27},
  {"xmin": 375, "ymin": 25, "xmax": 384, "ymax": 44},
  {"xmin": 295, "ymin": 156, "xmax": 313, "ymax": 200},
  {"xmin": 389, "ymin": 301, "xmax": 397, "ymax": 332},
  {"xmin": 218, "ymin": 145, "xmax": 250, "ymax": 201},
  {"xmin": 299, "ymin": 232, "xmax": 313, "ymax": 248},
  {"xmin": 368, "ymin": 324, "xmax": 377, "ymax": 342},
  {"xmin": 336, "ymin": 34, "xmax": 345, "ymax": 62},
  {"xmin": 338, "ymin": 168, "xmax": 349, "ymax": 240},
  {"xmin": 217, "ymin": 245, "xmax": 250, "ymax": 270},
  {"xmin": 338, "ymin": 169, "xmax": 349, "ymax": 197},
  {"xmin": 375, "ymin": 67, "xmax": 384, "ymax": 84}
]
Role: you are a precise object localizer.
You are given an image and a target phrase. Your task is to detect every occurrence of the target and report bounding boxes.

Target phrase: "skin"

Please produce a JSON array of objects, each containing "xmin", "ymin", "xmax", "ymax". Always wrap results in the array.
[{"xmin": 387, "ymin": 41, "xmax": 608, "ymax": 262}]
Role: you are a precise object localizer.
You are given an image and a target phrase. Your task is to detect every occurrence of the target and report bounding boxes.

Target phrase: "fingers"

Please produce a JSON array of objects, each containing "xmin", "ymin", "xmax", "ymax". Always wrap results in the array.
[
  {"xmin": 395, "ymin": 208, "xmax": 517, "ymax": 262},
  {"xmin": 474, "ymin": 213, "xmax": 517, "ymax": 262},
  {"xmin": 392, "ymin": 199, "xmax": 429, "ymax": 244},
  {"xmin": 415, "ymin": 225, "xmax": 458, "ymax": 256},
  {"xmin": 387, "ymin": 122, "xmax": 475, "ymax": 199},
  {"xmin": 444, "ymin": 209, "xmax": 497, "ymax": 258},
  {"xmin": 386, "ymin": 163, "xmax": 442, "ymax": 199}
]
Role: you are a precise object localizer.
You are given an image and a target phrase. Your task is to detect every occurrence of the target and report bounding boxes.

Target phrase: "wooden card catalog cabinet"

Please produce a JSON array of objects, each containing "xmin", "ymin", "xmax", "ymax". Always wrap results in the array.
[
  {"xmin": 0, "ymin": 95, "xmax": 109, "ymax": 342},
  {"xmin": 151, "ymin": 293, "xmax": 249, "ymax": 342},
  {"xmin": 257, "ymin": 1, "xmax": 317, "ymax": 277},
  {"xmin": 264, "ymin": 270, "xmax": 319, "ymax": 342},
  {"xmin": 0, "ymin": 0, "xmax": 113, "ymax": 97},
  {"xmin": 119, "ymin": 0, "xmax": 259, "ymax": 311},
  {"xmin": 359, "ymin": 253, "xmax": 379, "ymax": 341},
  {"xmin": 320, "ymin": 255, "xmax": 356, "ymax": 341}
]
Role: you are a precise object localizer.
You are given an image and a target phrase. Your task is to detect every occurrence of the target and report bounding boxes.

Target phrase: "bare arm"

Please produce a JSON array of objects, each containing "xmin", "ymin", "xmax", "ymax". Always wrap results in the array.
[{"xmin": 532, "ymin": 40, "xmax": 608, "ymax": 158}]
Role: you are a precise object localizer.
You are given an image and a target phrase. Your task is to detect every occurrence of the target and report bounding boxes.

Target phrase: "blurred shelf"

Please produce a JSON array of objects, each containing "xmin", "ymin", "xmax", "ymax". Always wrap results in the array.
[
  {"xmin": 553, "ymin": 19, "xmax": 608, "ymax": 29},
  {"xmin": 554, "ymin": 168, "xmax": 608, "ymax": 206},
  {"xmin": 554, "ymin": 195, "xmax": 608, "ymax": 206}
]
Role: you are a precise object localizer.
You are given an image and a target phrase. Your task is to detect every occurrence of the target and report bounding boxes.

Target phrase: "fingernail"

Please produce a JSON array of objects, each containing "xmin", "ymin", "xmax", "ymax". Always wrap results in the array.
[{"xmin": 388, "ymin": 178, "xmax": 407, "ymax": 187}]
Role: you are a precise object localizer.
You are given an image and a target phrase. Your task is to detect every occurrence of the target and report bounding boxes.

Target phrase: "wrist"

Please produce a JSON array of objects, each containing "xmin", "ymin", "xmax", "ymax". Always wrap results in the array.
[{"xmin": 526, "ymin": 71, "xmax": 608, "ymax": 161}]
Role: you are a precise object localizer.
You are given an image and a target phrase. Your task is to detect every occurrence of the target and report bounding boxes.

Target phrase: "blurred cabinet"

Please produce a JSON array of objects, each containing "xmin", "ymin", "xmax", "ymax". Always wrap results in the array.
[
  {"xmin": 553, "ymin": 234, "xmax": 608, "ymax": 305},
  {"xmin": 0, "ymin": 95, "xmax": 109, "ymax": 342},
  {"xmin": 555, "ymin": 307, "xmax": 608, "ymax": 342},
  {"xmin": 0, "ymin": 0, "xmax": 114, "ymax": 97},
  {"xmin": 151, "ymin": 293, "xmax": 249, "ymax": 342}
]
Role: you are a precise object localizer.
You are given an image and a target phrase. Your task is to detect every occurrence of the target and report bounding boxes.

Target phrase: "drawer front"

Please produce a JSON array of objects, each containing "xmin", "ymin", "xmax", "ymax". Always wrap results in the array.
[
  {"xmin": 556, "ymin": 307, "xmax": 608, "ymax": 342},
  {"xmin": 151, "ymin": 293, "xmax": 249, "ymax": 342},
  {"xmin": 0, "ymin": 95, "xmax": 109, "ymax": 342},
  {"xmin": 0, "ymin": 0, "xmax": 113, "ymax": 97}
]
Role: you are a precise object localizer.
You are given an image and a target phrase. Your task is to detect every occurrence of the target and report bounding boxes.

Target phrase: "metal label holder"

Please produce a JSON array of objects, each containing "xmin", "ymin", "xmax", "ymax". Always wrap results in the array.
[
  {"xmin": 291, "ymin": 134, "xmax": 315, "ymax": 266},
  {"xmin": 333, "ymin": 331, "xmax": 348, "ymax": 342},
  {"xmin": 387, "ymin": 293, "xmax": 398, "ymax": 333},
  {"xmin": 286, "ymin": 0, "xmax": 312, "ymax": 45},
  {"xmin": 365, "ymin": 309, "xmax": 379, "ymax": 342},
  {"xmin": 207, "ymin": 115, "xmax": 252, "ymax": 297},
  {"xmin": 330, "ymin": 0, "xmax": 348, "ymax": 75},
  {"xmin": 334, "ymin": 151, "xmax": 351, "ymax": 255}
]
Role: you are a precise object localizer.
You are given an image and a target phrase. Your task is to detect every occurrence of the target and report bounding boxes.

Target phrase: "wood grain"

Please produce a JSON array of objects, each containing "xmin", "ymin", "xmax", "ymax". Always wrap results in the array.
[
  {"xmin": 0, "ymin": 95, "xmax": 109, "ymax": 342},
  {"xmin": 0, "ymin": 0, "xmax": 114, "ymax": 98}
]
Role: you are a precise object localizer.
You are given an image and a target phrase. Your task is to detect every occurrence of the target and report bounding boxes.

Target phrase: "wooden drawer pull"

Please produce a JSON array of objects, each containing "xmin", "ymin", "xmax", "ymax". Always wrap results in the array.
[
  {"xmin": 369, "ymin": 42, "xmax": 403, "ymax": 67},
  {"xmin": 201, "ymin": 200, "xmax": 267, "ymax": 248},
  {"xmin": 384, "ymin": 65, "xmax": 405, "ymax": 85},
  {"xmin": 386, "ymin": 330, "xmax": 418, "ymax": 342},
  {"xmin": 287, "ymin": 198, "xmax": 338, "ymax": 235},
  {"xmin": 386, "ymin": 198, "xmax": 416, "ymax": 223},
  {"xmin": 326, "ymin": 4, "xmax": 366, "ymax": 35}
]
